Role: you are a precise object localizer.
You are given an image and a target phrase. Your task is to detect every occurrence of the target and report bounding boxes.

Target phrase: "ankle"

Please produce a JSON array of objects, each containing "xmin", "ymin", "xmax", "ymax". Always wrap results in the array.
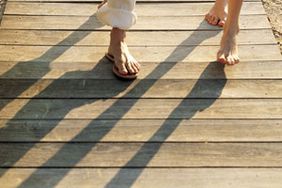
[
  {"xmin": 111, "ymin": 28, "xmax": 126, "ymax": 42},
  {"xmin": 224, "ymin": 23, "xmax": 239, "ymax": 35}
]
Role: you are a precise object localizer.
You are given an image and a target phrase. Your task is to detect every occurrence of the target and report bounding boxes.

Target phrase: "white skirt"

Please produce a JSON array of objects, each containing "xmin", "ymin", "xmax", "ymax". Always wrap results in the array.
[{"xmin": 96, "ymin": 0, "xmax": 137, "ymax": 30}]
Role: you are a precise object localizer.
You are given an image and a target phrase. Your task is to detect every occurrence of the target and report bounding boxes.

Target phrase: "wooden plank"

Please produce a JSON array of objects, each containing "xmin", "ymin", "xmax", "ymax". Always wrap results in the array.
[
  {"xmin": 7, "ymin": 0, "xmax": 261, "ymax": 2},
  {"xmin": 4, "ymin": 2, "xmax": 265, "ymax": 16},
  {"xmin": 1, "ymin": 79, "xmax": 282, "ymax": 99},
  {"xmin": 0, "ymin": 168, "xmax": 282, "ymax": 188},
  {"xmin": 0, "ymin": 30, "xmax": 276, "ymax": 45},
  {"xmin": 1, "ymin": 60, "xmax": 282, "ymax": 79},
  {"xmin": 2, "ymin": 143, "xmax": 282, "ymax": 167},
  {"xmin": 0, "ymin": 45, "xmax": 280, "ymax": 63},
  {"xmin": 1, "ymin": 119, "xmax": 282, "ymax": 142},
  {"xmin": 0, "ymin": 99, "xmax": 282, "ymax": 119},
  {"xmin": 0, "ymin": 15, "xmax": 271, "ymax": 30}
]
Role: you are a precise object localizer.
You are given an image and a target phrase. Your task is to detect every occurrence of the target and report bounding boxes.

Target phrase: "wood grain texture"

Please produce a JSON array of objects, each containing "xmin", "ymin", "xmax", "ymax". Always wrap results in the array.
[
  {"xmin": 1, "ymin": 143, "xmax": 282, "ymax": 167},
  {"xmin": 4, "ymin": 2, "xmax": 265, "ymax": 16},
  {"xmin": 0, "ymin": 79, "xmax": 282, "ymax": 99},
  {"xmin": 0, "ymin": 30, "xmax": 276, "ymax": 45},
  {"xmin": 0, "ymin": 168, "xmax": 281, "ymax": 188},
  {"xmin": 0, "ymin": 0, "xmax": 281, "ymax": 188},
  {"xmin": 0, "ymin": 15, "xmax": 271, "ymax": 30},
  {"xmin": 1, "ymin": 120, "xmax": 282, "ymax": 142},
  {"xmin": 0, "ymin": 45, "xmax": 280, "ymax": 63},
  {"xmin": 0, "ymin": 99, "xmax": 282, "ymax": 119},
  {"xmin": 7, "ymin": 0, "xmax": 262, "ymax": 2},
  {"xmin": 1, "ymin": 60, "xmax": 282, "ymax": 79}
]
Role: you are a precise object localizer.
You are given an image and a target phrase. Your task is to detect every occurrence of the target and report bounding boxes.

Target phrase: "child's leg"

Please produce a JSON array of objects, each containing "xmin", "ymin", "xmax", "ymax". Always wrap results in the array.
[
  {"xmin": 217, "ymin": 0, "xmax": 243, "ymax": 65},
  {"xmin": 205, "ymin": 0, "xmax": 228, "ymax": 27},
  {"xmin": 97, "ymin": 0, "xmax": 140, "ymax": 75}
]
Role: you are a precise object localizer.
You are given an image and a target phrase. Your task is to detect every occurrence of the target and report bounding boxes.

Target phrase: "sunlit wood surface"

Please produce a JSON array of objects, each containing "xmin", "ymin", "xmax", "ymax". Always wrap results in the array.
[{"xmin": 0, "ymin": 0, "xmax": 282, "ymax": 187}]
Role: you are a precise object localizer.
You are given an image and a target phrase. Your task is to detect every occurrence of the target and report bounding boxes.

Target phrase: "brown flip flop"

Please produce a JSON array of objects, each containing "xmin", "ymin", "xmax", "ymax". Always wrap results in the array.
[{"xmin": 105, "ymin": 53, "xmax": 138, "ymax": 80}]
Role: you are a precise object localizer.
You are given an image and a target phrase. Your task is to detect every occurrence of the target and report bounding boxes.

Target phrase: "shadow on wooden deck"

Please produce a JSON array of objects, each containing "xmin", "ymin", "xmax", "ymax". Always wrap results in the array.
[
  {"xmin": 0, "ymin": 0, "xmax": 7, "ymax": 24},
  {"xmin": 0, "ymin": 16, "xmax": 225, "ymax": 187}
]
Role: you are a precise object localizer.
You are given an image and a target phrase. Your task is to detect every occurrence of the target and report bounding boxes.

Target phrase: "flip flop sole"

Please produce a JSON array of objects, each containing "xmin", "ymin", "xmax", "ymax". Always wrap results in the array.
[{"xmin": 105, "ymin": 53, "xmax": 138, "ymax": 80}]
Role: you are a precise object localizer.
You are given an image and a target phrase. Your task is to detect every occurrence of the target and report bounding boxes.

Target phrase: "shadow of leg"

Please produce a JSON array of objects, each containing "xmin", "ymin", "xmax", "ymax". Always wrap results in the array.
[
  {"xmin": 9, "ymin": 21, "xmax": 223, "ymax": 188},
  {"xmin": 105, "ymin": 62, "xmax": 226, "ymax": 188}
]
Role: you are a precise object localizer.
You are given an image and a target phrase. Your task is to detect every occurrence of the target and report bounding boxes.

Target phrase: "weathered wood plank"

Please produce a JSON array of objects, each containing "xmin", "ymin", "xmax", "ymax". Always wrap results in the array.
[
  {"xmin": 0, "ymin": 168, "xmax": 281, "ymax": 188},
  {"xmin": 0, "ymin": 15, "xmax": 271, "ymax": 30},
  {"xmin": 1, "ymin": 60, "xmax": 282, "ymax": 79},
  {"xmin": 1, "ymin": 79, "xmax": 282, "ymax": 99},
  {"xmin": 0, "ymin": 99, "xmax": 281, "ymax": 119},
  {"xmin": 4, "ymin": 2, "xmax": 265, "ymax": 16},
  {"xmin": 2, "ymin": 143, "xmax": 282, "ymax": 167},
  {"xmin": 0, "ymin": 45, "xmax": 280, "ymax": 63},
  {"xmin": 1, "ymin": 120, "xmax": 282, "ymax": 142},
  {"xmin": 0, "ymin": 30, "xmax": 276, "ymax": 45},
  {"xmin": 7, "ymin": 0, "xmax": 261, "ymax": 2},
  {"xmin": 0, "ymin": 3, "xmax": 280, "ymax": 188}
]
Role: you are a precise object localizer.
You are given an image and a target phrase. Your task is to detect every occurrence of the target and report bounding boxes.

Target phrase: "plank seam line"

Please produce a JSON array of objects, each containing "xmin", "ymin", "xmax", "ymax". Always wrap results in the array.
[
  {"xmin": 0, "ymin": 97, "xmax": 282, "ymax": 101},
  {"xmin": 0, "ymin": 60, "xmax": 281, "ymax": 63},
  {"xmin": 2, "ymin": 166, "xmax": 282, "ymax": 169},
  {"xmin": 2, "ymin": 79, "xmax": 282, "ymax": 81},
  {"xmin": 3, "ymin": 14, "xmax": 267, "ymax": 17},
  {"xmin": 1, "ymin": 118, "xmax": 282, "ymax": 120},
  {"xmin": 0, "ymin": 28, "xmax": 272, "ymax": 31},
  {"xmin": 0, "ymin": 59, "xmax": 281, "ymax": 63},
  {"xmin": 4, "ymin": 1, "xmax": 263, "ymax": 5},
  {"xmin": 0, "ymin": 43, "xmax": 278, "ymax": 47},
  {"xmin": 5, "ymin": 0, "xmax": 261, "ymax": 3},
  {"xmin": 2, "ymin": 141, "xmax": 282, "ymax": 144},
  {"xmin": 2, "ymin": 14, "xmax": 267, "ymax": 17},
  {"xmin": 0, "ymin": 28, "xmax": 274, "ymax": 32},
  {"xmin": 1, "ymin": 78, "xmax": 282, "ymax": 80},
  {"xmin": 0, "ymin": 44, "xmax": 278, "ymax": 47},
  {"xmin": 1, "ymin": 119, "xmax": 282, "ymax": 121}
]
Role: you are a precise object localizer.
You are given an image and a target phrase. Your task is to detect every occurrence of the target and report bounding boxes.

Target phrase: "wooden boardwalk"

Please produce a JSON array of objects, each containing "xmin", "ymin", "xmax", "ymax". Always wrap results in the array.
[{"xmin": 0, "ymin": 0, "xmax": 282, "ymax": 187}]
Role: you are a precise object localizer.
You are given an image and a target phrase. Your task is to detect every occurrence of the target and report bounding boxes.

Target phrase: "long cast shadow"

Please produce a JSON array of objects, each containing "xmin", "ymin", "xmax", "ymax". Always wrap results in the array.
[
  {"xmin": 0, "ymin": 14, "xmax": 105, "ymax": 178},
  {"xmin": 0, "ymin": 14, "xmax": 103, "ymax": 111},
  {"xmin": 105, "ymin": 62, "xmax": 226, "ymax": 188},
  {"xmin": 1, "ymin": 20, "xmax": 223, "ymax": 187}
]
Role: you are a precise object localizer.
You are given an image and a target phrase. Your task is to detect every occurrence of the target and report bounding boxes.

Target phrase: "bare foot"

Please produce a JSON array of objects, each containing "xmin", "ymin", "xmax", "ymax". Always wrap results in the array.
[
  {"xmin": 108, "ymin": 28, "xmax": 140, "ymax": 75},
  {"xmin": 217, "ymin": 26, "xmax": 240, "ymax": 65},
  {"xmin": 205, "ymin": 0, "xmax": 228, "ymax": 27}
]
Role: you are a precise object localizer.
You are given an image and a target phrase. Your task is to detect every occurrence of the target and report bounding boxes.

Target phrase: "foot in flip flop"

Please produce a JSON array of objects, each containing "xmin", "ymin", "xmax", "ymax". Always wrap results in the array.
[
  {"xmin": 217, "ymin": 25, "xmax": 240, "ymax": 65},
  {"xmin": 205, "ymin": 0, "xmax": 228, "ymax": 27},
  {"xmin": 108, "ymin": 28, "xmax": 140, "ymax": 79}
]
